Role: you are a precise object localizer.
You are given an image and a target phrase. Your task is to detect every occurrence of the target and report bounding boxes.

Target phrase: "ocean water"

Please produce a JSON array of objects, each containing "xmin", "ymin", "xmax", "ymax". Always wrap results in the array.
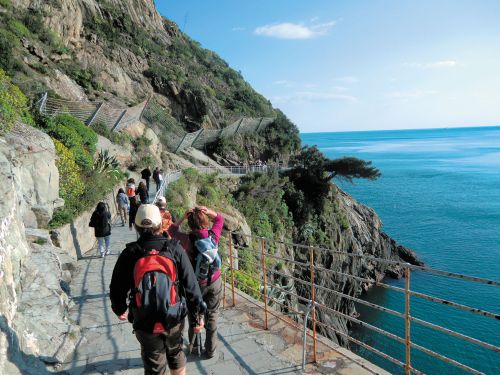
[{"xmin": 301, "ymin": 127, "xmax": 500, "ymax": 374}]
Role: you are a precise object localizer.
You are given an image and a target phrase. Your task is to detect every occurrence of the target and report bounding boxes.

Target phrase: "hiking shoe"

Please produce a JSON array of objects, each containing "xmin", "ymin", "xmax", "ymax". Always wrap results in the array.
[
  {"xmin": 105, "ymin": 249, "xmax": 110, "ymax": 255},
  {"xmin": 100, "ymin": 252, "xmax": 105, "ymax": 258}
]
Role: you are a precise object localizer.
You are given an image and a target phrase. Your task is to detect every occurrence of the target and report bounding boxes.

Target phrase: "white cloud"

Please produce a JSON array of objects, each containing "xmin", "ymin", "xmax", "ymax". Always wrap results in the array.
[
  {"xmin": 272, "ymin": 91, "xmax": 357, "ymax": 104},
  {"xmin": 404, "ymin": 60, "xmax": 458, "ymax": 69},
  {"xmin": 232, "ymin": 27, "xmax": 245, "ymax": 32},
  {"xmin": 254, "ymin": 21, "xmax": 336, "ymax": 40}
]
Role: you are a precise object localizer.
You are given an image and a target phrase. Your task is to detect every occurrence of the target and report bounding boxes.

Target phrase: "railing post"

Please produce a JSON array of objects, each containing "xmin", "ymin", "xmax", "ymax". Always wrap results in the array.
[
  {"xmin": 261, "ymin": 238, "xmax": 269, "ymax": 330},
  {"xmin": 86, "ymin": 102, "xmax": 103, "ymax": 126},
  {"xmin": 223, "ymin": 271, "xmax": 227, "ymax": 309},
  {"xmin": 229, "ymin": 235, "xmax": 236, "ymax": 307},
  {"xmin": 309, "ymin": 246, "xmax": 317, "ymax": 363},
  {"xmin": 405, "ymin": 266, "xmax": 411, "ymax": 375},
  {"xmin": 234, "ymin": 117, "xmax": 244, "ymax": 135},
  {"xmin": 39, "ymin": 92, "xmax": 48, "ymax": 113},
  {"xmin": 111, "ymin": 110, "xmax": 127, "ymax": 132}
]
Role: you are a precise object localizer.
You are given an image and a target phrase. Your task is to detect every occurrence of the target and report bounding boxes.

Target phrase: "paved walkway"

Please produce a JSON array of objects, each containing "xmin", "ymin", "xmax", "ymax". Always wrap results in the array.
[{"xmin": 59, "ymin": 189, "xmax": 387, "ymax": 375}]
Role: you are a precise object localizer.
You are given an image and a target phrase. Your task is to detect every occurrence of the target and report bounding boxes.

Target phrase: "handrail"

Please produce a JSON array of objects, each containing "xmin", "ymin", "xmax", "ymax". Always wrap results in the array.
[
  {"xmin": 154, "ymin": 167, "xmax": 498, "ymax": 373},
  {"xmin": 222, "ymin": 231, "xmax": 499, "ymax": 374}
]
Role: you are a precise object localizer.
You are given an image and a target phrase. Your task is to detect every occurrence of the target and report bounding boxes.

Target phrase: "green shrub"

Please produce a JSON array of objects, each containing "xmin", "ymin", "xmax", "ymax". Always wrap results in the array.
[
  {"xmin": 91, "ymin": 121, "xmax": 132, "ymax": 146},
  {"xmin": 7, "ymin": 19, "xmax": 30, "ymax": 37},
  {"xmin": 0, "ymin": 29, "xmax": 18, "ymax": 72},
  {"xmin": 0, "ymin": 0, "xmax": 12, "ymax": 7},
  {"xmin": 53, "ymin": 139, "xmax": 85, "ymax": 209},
  {"xmin": 0, "ymin": 69, "xmax": 33, "ymax": 133},
  {"xmin": 22, "ymin": 10, "xmax": 45, "ymax": 35}
]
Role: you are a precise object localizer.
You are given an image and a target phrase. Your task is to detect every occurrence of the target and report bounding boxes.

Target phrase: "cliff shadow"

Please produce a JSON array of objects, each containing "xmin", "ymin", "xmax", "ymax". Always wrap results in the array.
[{"xmin": 0, "ymin": 315, "xmax": 52, "ymax": 374}]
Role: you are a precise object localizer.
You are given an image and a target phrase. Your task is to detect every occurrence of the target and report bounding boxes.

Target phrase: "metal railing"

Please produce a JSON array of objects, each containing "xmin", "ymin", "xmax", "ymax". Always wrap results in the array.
[
  {"xmin": 36, "ymin": 93, "xmax": 147, "ymax": 132},
  {"xmin": 221, "ymin": 232, "xmax": 500, "ymax": 375},
  {"xmin": 36, "ymin": 93, "xmax": 275, "ymax": 153}
]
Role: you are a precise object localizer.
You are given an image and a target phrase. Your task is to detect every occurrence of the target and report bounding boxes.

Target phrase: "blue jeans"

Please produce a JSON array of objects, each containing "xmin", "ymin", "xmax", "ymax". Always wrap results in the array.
[{"xmin": 97, "ymin": 236, "xmax": 110, "ymax": 254}]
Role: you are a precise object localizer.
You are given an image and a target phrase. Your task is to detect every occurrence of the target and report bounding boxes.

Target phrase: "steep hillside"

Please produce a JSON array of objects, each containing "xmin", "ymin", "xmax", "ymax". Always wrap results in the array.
[{"xmin": 0, "ymin": 0, "xmax": 292, "ymax": 135}]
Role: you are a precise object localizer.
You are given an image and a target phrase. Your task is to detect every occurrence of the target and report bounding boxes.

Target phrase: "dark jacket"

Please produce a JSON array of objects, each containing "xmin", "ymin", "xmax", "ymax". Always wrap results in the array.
[
  {"xmin": 89, "ymin": 204, "xmax": 111, "ymax": 237},
  {"xmin": 109, "ymin": 233, "xmax": 203, "ymax": 332},
  {"xmin": 141, "ymin": 168, "xmax": 152, "ymax": 180},
  {"xmin": 129, "ymin": 201, "xmax": 140, "ymax": 228},
  {"xmin": 136, "ymin": 186, "xmax": 149, "ymax": 204},
  {"xmin": 152, "ymin": 169, "xmax": 160, "ymax": 183}
]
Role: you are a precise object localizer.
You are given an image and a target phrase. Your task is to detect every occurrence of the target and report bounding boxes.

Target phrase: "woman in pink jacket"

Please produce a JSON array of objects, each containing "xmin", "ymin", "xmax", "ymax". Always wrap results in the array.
[{"xmin": 168, "ymin": 206, "xmax": 223, "ymax": 359}]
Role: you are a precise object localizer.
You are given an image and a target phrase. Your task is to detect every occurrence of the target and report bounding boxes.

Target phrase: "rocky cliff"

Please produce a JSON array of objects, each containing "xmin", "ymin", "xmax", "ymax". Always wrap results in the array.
[{"xmin": 0, "ymin": 123, "xmax": 80, "ymax": 374}]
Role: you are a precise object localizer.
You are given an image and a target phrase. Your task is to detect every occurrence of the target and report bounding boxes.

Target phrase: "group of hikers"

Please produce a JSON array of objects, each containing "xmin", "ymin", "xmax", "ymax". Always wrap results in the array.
[{"xmin": 88, "ymin": 167, "xmax": 224, "ymax": 375}]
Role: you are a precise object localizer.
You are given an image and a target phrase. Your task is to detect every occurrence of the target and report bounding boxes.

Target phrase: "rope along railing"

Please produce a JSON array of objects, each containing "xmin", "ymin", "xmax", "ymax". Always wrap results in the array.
[
  {"xmin": 37, "ymin": 93, "xmax": 275, "ymax": 153},
  {"xmin": 154, "ymin": 167, "xmax": 499, "ymax": 373},
  {"xmin": 37, "ymin": 93, "xmax": 147, "ymax": 132},
  {"xmin": 221, "ymin": 232, "xmax": 499, "ymax": 375},
  {"xmin": 140, "ymin": 97, "xmax": 274, "ymax": 153}
]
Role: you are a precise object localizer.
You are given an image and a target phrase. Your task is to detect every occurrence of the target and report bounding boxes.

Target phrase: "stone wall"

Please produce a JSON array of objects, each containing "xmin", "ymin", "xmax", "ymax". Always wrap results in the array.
[
  {"xmin": 0, "ymin": 124, "xmax": 80, "ymax": 373},
  {"xmin": 50, "ymin": 187, "xmax": 120, "ymax": 259}
]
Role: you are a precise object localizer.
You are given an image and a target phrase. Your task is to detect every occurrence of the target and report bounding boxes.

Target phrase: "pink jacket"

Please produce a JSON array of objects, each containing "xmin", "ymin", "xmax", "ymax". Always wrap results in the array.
[{"xmin": 168, "ymin": 213, "xmax": 224, "ymax": 285}]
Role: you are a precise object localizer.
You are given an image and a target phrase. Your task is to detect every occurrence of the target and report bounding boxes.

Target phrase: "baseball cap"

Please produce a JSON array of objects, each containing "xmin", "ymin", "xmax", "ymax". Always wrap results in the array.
[
  {"xmin": 135, "ymin": 204, "xmax": 162, "ymax": 228},
  {"xmin": 156, "ymin": 196, "xmax": 167, "ymax": 209}
]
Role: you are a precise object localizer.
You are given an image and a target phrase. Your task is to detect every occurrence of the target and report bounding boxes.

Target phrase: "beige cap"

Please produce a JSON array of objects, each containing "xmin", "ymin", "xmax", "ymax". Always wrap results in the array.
[
  {"xmin": 156, "ymin": 196, "xmax": 167, "ymax": 209},
  {"xmin": 135, "ymin": 204, "xmax": 162, "ymax": 228}
]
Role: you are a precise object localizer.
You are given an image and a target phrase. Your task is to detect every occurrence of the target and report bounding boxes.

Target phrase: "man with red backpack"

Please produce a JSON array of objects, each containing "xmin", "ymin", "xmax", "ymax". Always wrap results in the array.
[{"xmin": 110, "ymin": 204, "xmax": 205, "ymax": 375}]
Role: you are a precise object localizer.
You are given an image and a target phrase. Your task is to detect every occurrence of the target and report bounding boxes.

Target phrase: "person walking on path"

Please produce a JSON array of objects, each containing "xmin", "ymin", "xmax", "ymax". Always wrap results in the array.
[
  {"xmin": 136, "ymin": 181, "xmax": 149, "ymax": 204},
  {"xmin": 126, "ymin": 178, "xmax": 136, "ymax": 204},
  {"xmin": 129, "ymin": 196, "xmax": 141, "ymax": 232},
  {"xmin": 155, "ymin": 196, "xmax": 173, "ymax": 237},
  {"xmin": 168, "ymin": 205, "xmax": 224, "ymax": 359},
  {"xmin": 109, "ymin": 204, "xmax": 205, "ymax": 375},
  {"xmin": 141, "ymin": 167, "xmax": 152, "ymax": 192},
  {"xmin": 153, "ymin": 167, "xmax": 161, "ymax": 192},
  {"xmin": 89, "ymin": 202, "xmax": 112, "ymax": 257},
  {"xmin": 116, "ymin": 188, "xmax": 129, "ymax": 226}
]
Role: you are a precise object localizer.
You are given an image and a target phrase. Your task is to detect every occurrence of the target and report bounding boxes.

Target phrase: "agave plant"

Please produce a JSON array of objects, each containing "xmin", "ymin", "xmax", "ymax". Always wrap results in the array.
[{"xmin": 93, "ymin": 149, "xmax": 120, "ymax": 177}]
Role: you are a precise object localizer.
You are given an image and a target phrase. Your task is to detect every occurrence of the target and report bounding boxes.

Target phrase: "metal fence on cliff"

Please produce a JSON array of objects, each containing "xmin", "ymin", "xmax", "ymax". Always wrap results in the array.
[
  {"xmin": 151, "ymin": 166, "xmax": 500, "ymax": 375},
  {"xmin": 36, "ymin": 93, "xmax": 275, "ymax": 154}
]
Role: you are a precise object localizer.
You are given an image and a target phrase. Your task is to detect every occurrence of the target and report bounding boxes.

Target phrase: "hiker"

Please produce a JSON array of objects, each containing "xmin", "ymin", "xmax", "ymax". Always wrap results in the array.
[
  {"xmin": 141, "ymin": 167, "xmax": 152, "ymax": 192},
  {"xmin": 168, "ymin": 205, "xmax": 224, "ymax": 359},
  {"xmin": 153, "ymin": 167, "xmax": 161, "ymax": 192},
  {"xmin": 116, "ymin": 188, "xmax": 129, "ymax": 226},
  {"xmin": 155, "ymin": 196, "xmax": 173, "ymax": 237},
  {"xmin": 136, "ymin": 181, "xmax": 149, "ymax": 204},
  {"xmin": 129, "ymin": 196, "xmax": 141, "ymax": 232},
  {"xmin": 109, "ymin": 204, "xmax": 205, "ymax": 375},
  {"xmin": 126, "ymin": 178, "xmax": 136, "ymax": 204},
  {"xmin": 89, "ymin": 202, "xmax": 111, "ymax": 257}
]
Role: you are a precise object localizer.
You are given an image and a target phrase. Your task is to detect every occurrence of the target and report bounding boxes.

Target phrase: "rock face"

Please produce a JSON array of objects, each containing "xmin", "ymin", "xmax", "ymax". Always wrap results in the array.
[
  {"xmin": 50, "ymin": 187, "xmax": 119, "ymax": 259},
  {"xmin": 0, "ymin": 123, "xmax": 60, "ymax": 229},
  {"xmin": 289, "ymin": 187, "xmax": 420, "ymax": 346},
  {"xmin": 0, "ymin": 128, "xmax": 80, "ymax": 374}
]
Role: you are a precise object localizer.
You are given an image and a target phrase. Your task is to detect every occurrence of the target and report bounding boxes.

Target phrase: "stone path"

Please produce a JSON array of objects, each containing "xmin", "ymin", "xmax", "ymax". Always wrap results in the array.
[{"xmin": 58, "ymin": 188, "xmax": 387, "ymax": 375}]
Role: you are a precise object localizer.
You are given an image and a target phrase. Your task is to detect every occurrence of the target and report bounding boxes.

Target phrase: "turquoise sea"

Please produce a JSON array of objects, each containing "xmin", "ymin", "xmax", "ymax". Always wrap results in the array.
[{"xmin": 301, "ymin": 127, "xmax": 500, "ymax": 374}]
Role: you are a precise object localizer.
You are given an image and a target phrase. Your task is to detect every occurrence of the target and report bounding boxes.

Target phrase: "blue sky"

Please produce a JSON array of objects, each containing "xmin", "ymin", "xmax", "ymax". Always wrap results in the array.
[{"xmin": 156, "ymin": 0, "xmax": 500, "ymax": 132}]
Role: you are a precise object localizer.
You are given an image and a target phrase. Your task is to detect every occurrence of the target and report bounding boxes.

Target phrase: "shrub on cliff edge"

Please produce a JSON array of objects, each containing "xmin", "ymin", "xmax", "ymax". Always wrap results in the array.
[{"xmin": 0, "ymin": 68, "xmax": 33, "ymax": 133}]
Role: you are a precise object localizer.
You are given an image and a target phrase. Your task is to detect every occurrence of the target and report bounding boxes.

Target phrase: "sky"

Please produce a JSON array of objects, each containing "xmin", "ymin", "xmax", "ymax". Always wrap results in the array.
[{"xmin": 156, "ymin": 0, "xmax": 500, "ymax": 132}]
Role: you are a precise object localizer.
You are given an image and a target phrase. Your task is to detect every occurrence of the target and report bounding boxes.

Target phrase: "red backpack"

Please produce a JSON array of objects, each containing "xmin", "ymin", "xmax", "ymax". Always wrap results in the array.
[{"xmin": 130, "ymin": 243, "xmax": 187, "ymax": 333}]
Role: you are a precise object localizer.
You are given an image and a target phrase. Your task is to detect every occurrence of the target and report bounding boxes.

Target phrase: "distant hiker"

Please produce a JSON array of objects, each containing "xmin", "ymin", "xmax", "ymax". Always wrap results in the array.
[
  {"xmin": 126, "ymin": 178, "xmax": 136, "ymax": 204},
  {"xmin": 153, "ymin": 167, "xmax": 161, "ymax": 192},
  {"xmin": 141, "ymin": 167, "xmax": 152, "ymax": 192},
  {"xmin": 89, "ymin": 202, "xmax": 112, "ymax": 257},
  {"xmin": 155, "ymin": 196, "xmax": 173, "ymax": 237},
  {"xmin": 136, "ymin": 181, "xmax": 149, "ymax": 204},
  {"xmin": 129, "ymin": 196, "xmax": 141, "ymax": 232},
  {"xmin": 168, "ymin": 205, "xmax": 224, "ymax": 359},
  {"xmin": 116, "ymin": 188, "xmax": 129, "ymax": 227},
  {"xmin": 109, "ymin": 204, "xmax": 205, "ymax": 375}
]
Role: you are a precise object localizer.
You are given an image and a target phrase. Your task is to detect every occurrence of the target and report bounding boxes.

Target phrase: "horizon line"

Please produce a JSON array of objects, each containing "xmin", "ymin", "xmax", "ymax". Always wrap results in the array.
[{"xmin": 300, "ymin": 123, "xmax": 500, "ymax": 135}]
